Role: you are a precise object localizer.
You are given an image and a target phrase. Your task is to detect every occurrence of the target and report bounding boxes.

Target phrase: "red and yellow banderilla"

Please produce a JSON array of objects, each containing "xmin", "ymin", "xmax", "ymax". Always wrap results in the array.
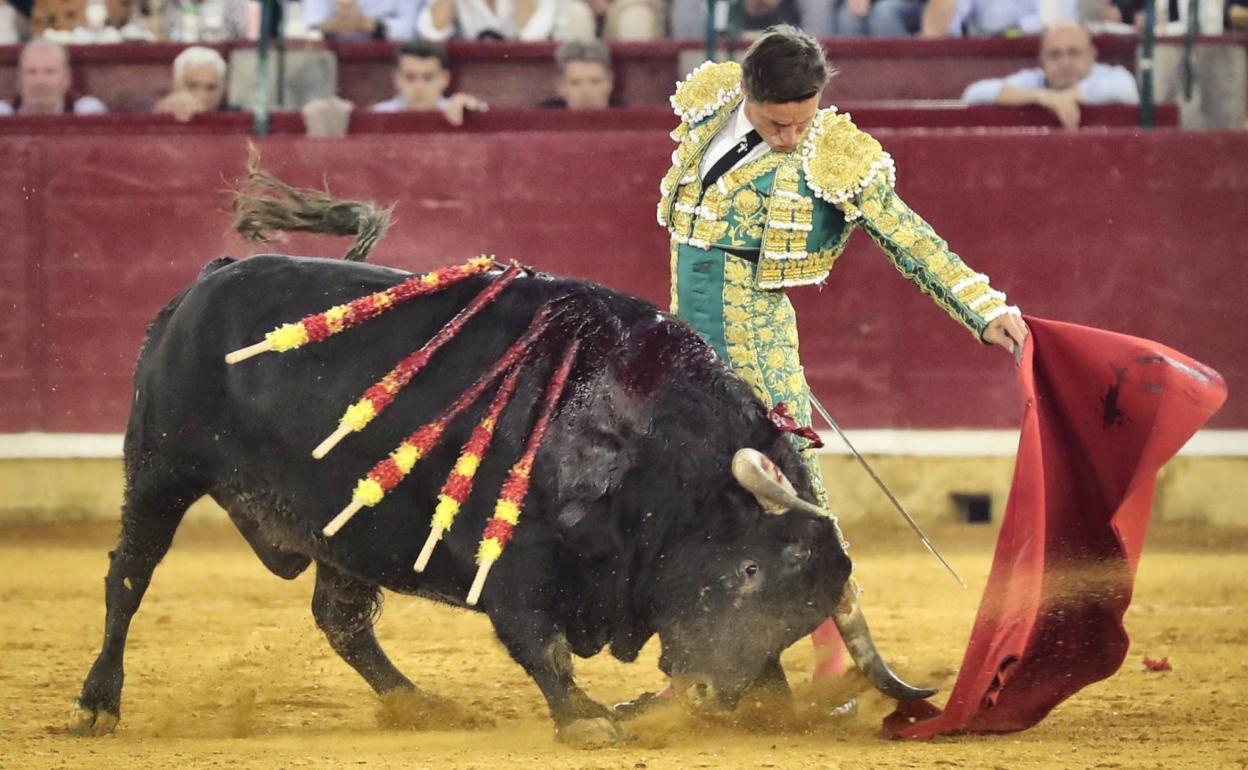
[
  {"xmin": 223, "ymin": 256, "xmax": 494, "ymax": 364},
  {"xmin": 321, "ymin": 305, "xmax": 555, "ymax": 537},
  {"xmin": 466, "ymin": 338, "xmax": 580, "ymax": 606}
]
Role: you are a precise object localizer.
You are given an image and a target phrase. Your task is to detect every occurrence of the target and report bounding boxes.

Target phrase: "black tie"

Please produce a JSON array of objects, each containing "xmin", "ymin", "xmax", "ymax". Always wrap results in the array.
[{"xmin": 702, "ymin": 129, "xmax": 763, "ymax": 189}]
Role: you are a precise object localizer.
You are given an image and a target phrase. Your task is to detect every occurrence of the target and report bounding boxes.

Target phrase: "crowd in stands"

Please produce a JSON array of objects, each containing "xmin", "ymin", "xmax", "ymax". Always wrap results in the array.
[
  {"xmin": 1, "ymin": 0, "xmax": 1243, "ymax": 44},
  {"xmin": 0, "ymin": 0, "xmax": 1242, "ymax": 125}
]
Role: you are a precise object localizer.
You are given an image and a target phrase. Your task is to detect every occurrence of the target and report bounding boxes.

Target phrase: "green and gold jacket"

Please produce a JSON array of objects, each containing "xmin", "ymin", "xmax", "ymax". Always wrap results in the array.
[{"xmin": 657, "ymin": 61, "xmax": 1018, "ymax": 339}]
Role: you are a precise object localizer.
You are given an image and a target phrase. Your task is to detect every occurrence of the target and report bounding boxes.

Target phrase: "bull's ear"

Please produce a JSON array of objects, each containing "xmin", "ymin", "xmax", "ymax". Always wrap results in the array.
[
  {"xmin": 730, "ymin": 449, "xmax": 797, "ymax": 515},
  {"xmin": 731, "ymin": 448, "xmax": 830, "ymax": 519}
]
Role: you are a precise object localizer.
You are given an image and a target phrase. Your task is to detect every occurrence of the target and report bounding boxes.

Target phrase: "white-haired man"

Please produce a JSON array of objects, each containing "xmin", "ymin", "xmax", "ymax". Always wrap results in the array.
[
  {"xmin": 154, "ymin": 46, "xmax": 229, "ymax": 123},
  {"xmin": 0, "ymin": 40, "xmax": 107, "ymax": 116}
]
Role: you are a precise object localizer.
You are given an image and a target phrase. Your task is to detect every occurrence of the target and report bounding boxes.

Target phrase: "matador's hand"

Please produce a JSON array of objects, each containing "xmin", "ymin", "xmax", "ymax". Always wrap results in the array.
[{"xmin": 982, "ymin": 313, "xmax": 1029, "ymax": 365}]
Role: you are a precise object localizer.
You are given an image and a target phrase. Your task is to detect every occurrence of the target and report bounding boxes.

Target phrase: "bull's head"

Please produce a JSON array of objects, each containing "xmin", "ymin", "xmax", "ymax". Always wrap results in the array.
[{"xmin": 651, "ymin": 448, "xmax": 935, "ymax": 713}]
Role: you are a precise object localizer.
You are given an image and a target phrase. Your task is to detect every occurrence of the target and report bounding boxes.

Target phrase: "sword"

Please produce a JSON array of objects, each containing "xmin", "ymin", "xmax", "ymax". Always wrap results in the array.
[{"xmin": 809, "ymin": 393, "xmax": 967, "ymax": 589}]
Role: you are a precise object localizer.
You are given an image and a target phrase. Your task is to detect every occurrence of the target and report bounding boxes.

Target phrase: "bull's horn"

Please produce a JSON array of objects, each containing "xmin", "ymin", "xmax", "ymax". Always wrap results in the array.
[
  {"xmin": 832, "ymin": 584, "xmax": 938, "ymax": 701},
  {"xmin": 731, "ymin": 448, "xmax": 826, "ymax": 517}
]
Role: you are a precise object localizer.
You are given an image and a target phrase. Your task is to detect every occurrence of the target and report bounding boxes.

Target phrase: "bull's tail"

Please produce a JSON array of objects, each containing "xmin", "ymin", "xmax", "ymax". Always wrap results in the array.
[{"xmin": 233, "ymin": 147, "xmax": 392, "ymax": 262}]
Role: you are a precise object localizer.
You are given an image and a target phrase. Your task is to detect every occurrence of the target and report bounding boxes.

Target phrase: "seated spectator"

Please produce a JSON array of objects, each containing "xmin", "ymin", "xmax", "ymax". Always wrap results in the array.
[
  {"xmin": 417, "ymin": 0, "xmax": 557, "ymax": 40},
  {"xmin": 922, "ymin": 0, "xmax": 1075, "ymax": 36},
  {"xmin": 0, "ymin": 40, "xmax": 107, "ymax": 116},
  {"xmin": 154, "ymin": 45, "xmax": 230, "ymax": 122},
  {"xmin": 962, "ymin": 21, "xmax": 1138, "ymax": 128},
  {"xmin": 148, "ymin": 0, "xmax": 249, "ymax": 42},
  {"xmin": 538, "ymin": 39, "xmax": 618, "ymax": 109},
  {"xmin": 556, "ymin": 0, "xmax": 661, "ymax": 41},
  {"xmin": 370, "ymin": 40, "xmax": 487, "ymax": 126},
  {"xmin": 672, "ymin": 0, "xmax": 834, "ymax": 38},
  {"xmin": 1110, "ymin": 0, "xmax": 1227, "ymax": 32},
  {"xmin": 835, "ymin": 0, "xmax": 923, "ymax": 36},
  {"xmin": 304, "ymin": 0, "xmax": 418, "ymax": 40},
  {"xmin": 30, "ymin": 0, "xmax": 125, "ymax": 36},
  {"xmin": 0, "ymin": 0, "xmax": 26, "ymax": 43},
  {"xmin": 1231, "ymin": 0, "xmax": 1248, "ymax": 30}
]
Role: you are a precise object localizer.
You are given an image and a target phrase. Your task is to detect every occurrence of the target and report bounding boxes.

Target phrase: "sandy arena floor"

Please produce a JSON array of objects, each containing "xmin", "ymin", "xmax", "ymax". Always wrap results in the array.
[{"xmin": 1, "ymin": 520, "xmax": 1245, "ymax": 769}]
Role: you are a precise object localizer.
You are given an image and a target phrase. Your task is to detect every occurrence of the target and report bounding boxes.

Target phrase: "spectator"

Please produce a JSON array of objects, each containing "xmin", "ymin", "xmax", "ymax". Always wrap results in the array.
[
  {"xmin": 835, "ymin": 0, "xmax": 924, "ymax": 35},
  {"xmin": 962, "ymin": 21, "xmax": 1138, "ymax": 128},
  {"xmin": 556, "ymin": 0, "xmax": 661, "ymax": 41},
  {"xmin": 370, "ymin": 40, "xmax": 487, "ymax": 126},
  {"xmin": 154, "ymin": 45, "xmax": 229, "ymax": 122},
  {"xmin": 1231, "ymin": 0, "xmax": 1248, "ymax": 29},
  {"xmin": 922, "ymin": 0, "xmax": 1075, "ymax": 36},
  {"xmin": 148, "ymin": 0, "xmax": 249, "ymax": 42},
  {"xmin": 417, "ymin": 0, "xmax": 556, "ymax": 40},
  {"xmin": 672, "ymin": 0, "xmax": 835, "ymax": 38},
  {"xmin": 0, "ymin": 39, "xmax": 107, "ymax": 115},
  {"xmin": 31, "ymin": 0, "xmax": 125, "ymax": 35},
  {"xmin": 303, "ymin": 0, "xmax": 418, "ymax": 40},
  {"xmin": 0, "ymin": 0, "xmax": 25, "ymax": 43},
  {"xmin": 538, "ymin": 39, "xmax": 618, "ymax": 109}
]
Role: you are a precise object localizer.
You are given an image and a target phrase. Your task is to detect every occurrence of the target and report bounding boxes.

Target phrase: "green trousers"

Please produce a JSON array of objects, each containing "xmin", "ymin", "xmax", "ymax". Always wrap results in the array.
[{"xmin": 671, "ymin": 243, "xmax": 831, "ymax": 510}]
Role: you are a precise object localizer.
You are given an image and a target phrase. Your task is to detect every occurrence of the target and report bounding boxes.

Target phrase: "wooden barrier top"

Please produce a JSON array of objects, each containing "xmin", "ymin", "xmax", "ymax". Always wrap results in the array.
[{"xmin": 0, "ymin": 102, "xmax": 1178, "ymax": 135}]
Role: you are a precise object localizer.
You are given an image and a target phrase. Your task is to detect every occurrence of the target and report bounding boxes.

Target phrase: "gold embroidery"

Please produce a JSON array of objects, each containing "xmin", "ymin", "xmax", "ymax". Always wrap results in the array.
[
  {"xmin": 722, "ymin": 257, "xmax": 767, "ymax": 399},
  {"xmin": 720, "ymin": 260, "xmax": 831, "ymax": 509},
  {"xmin": 657, "ymin": 97, "xmax": 741, "ymax": 231},
  {"xmin": 668, "ymin": 240, "xmax": 679, "ymax": 314},
  {"xmin": 693, "ymin": 217, "xmax": 730, "ymax": 244},
  {"xmin": 801, "ymin": 110, "xmax": 891, "ymax": 205},
  {"xmin": 734, "ymin": 189, "xmax": 763, "ymax": 215},
  {"xmin": 671, "ymin": 61, "xmax": 743, "ymax": 124},
  {"xmin": 717, "ymin": 153, "xmax": 785, "ymax": 199},
  {"xmin": 875, "ymin": 213, "xmax": 900, "ymax": 234}
]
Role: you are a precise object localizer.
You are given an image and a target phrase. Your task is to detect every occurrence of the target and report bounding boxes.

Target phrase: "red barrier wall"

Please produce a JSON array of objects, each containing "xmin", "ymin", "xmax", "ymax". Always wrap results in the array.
[
  {"xmin": 1, "ymin": 127, "xmax": 1243, "ymax": 433},
  {"xmin": 0, "ymin": 104, "xmax": 1176, "ymax": 136}
]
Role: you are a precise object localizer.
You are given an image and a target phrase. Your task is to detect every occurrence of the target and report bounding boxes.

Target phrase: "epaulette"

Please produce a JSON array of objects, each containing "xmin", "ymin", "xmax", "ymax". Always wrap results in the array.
[
  {"xmin": 670, "ymin": 61, "xmax": 743, "ymax": 125},
  {"xmin": 800, "ymin": 109, "xmax": 896, "ymax": 208}
]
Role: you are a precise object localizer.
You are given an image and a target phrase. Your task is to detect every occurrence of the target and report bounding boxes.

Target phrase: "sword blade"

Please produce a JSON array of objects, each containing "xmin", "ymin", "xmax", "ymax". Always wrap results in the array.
[{"xmin": 809, "ymin": 394, "xmax": 967, "ymax": 589}]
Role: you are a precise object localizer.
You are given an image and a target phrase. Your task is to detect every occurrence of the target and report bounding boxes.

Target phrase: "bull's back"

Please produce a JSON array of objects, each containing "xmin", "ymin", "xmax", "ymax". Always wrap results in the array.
[{"xmin": 127, "ymin": 254, "xmax": 682, "ymax": 592}]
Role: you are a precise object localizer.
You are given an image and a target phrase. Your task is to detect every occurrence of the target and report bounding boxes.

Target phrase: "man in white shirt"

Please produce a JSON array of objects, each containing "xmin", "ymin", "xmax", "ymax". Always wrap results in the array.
[
  {"xmin": 417, "ymin": 0, "xmax": 556, "ymax": 40},
  {"xmin": 0, "ymin": 40, "xmax": 106, "ymax": 116},
  {"xmin": 923, "ymin": 0, "xmax": 1077, "ymax": 36},
  {"xmin": 962, "ymin": 22, "xmax": 1139, "ymax": 128},
  {"xmin": 369, "ymin": 41, "xmax": 487, "ymax": 127},
  {"xmin": 303, "ymin": 0, "xmax": 419, "ymax": 40}
]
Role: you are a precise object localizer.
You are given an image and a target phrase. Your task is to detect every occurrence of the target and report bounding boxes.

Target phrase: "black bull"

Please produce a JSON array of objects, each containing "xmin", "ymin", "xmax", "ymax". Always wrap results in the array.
[{"xmin": 70, "ymin": 254, "xmax": 934, "ymax": 744}]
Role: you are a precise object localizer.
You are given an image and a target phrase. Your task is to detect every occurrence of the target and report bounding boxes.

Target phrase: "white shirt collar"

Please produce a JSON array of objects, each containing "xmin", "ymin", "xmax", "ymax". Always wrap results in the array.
[{"xmin": 729, "ymin": 101, "xmax": 754, "ymax": 141}]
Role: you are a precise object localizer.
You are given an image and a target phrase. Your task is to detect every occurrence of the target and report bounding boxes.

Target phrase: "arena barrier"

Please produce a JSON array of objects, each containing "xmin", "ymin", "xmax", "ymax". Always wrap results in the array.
[
  {"xmin": 0, "ymin": 104, "xmax": 1177, "ymax": 137},
  {"xmin": 2, "ymin": 124, "xmax": 1244, "ymax": 520},
  {"xmin": 3, "ymin": 124, "xmax": 1242, "ymax": 431}
]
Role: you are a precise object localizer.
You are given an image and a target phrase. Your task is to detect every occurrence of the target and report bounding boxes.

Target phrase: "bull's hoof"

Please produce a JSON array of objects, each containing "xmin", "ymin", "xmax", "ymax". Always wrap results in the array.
[
  {"xmin": 67, "ymin": 703, "xmax": 119, "ymax": 737},
  {"xmin": 555, "ymin": 717, "xmax": 624, "ymax": 749}
]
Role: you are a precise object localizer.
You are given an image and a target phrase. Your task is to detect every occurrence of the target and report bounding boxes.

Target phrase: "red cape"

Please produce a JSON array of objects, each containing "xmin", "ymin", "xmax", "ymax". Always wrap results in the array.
[{"xmin": 884, "ymin": 317, "xmax": 1226, "ymax": 739}]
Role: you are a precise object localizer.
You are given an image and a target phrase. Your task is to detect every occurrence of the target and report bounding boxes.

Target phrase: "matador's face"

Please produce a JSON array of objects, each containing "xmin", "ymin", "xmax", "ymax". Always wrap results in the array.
[{"xmin": 743, "ymin": 94, "xmax": 821, "ymax": 154}]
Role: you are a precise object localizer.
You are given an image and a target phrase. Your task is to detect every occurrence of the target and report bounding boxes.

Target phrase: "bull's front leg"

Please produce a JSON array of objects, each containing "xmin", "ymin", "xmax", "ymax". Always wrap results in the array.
[{"xmin": 482, "ymin": 573, "xmax": 621, "ymax": 747}]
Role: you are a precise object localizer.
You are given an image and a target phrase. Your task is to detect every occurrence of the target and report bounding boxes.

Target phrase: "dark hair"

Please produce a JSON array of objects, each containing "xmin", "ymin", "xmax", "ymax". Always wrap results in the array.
[
  {"xmin": 396, "ymin": 40, "xmax": 449, "ymax": 70},
  {"xmin": 741, "ymin": 25, "xmax": 833, "ymax": 103},
  {"xmin": 555, "ymin": 39, "xmax": 613, "ymax": 75}
]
